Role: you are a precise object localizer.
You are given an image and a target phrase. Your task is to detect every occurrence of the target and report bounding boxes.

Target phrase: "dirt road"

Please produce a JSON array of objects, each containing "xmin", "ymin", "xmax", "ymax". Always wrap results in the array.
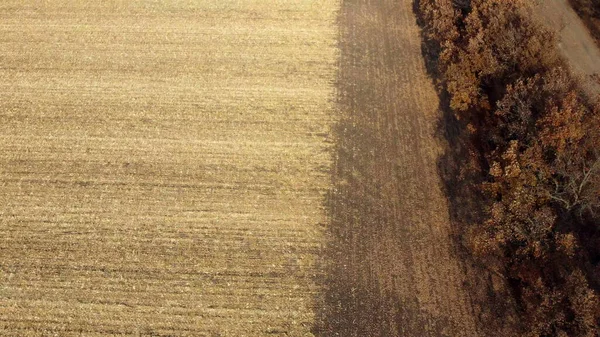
[
  {"xmin": 537, "ymin": 0, "xmax": 600, "ymax": 98},
  {"xmin": 314, "ymin": 0, "xmax": 481, "ymax": 336},
  {"xmin": 0, "ymin": 1, "xmax": 337, "ymax": 335}
]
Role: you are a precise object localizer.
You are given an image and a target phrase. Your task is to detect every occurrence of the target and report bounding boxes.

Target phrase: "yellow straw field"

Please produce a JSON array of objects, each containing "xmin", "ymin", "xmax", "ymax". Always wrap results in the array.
[{"xmin": 0, "ymin": 1, "xmax": 338, "ymax": 335}]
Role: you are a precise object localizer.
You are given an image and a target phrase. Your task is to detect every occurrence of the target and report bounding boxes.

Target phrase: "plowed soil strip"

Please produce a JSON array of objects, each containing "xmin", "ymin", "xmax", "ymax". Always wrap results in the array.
[
  {"xmin": 315, "ymin": 0, "xmax": 480, "ymax": 336},
  {"xmin": 0, "ymin": 1, "xmax": 337, "ymax": 336}
]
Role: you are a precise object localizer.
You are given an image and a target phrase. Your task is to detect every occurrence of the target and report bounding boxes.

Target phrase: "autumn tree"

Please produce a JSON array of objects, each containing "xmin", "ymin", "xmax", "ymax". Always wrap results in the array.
[{"xmin": 418, "ymin": 0, "xmax": 600, "ymax": 335}]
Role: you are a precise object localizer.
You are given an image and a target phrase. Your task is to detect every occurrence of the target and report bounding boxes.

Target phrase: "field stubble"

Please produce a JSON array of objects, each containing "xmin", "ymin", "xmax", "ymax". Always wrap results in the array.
[{"xmin": 0, "ymin": 1, "xmax": 338, "ymax": 335}]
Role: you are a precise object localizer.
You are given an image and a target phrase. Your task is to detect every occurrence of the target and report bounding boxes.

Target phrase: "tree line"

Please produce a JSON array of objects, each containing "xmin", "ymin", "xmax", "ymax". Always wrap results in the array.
[{"xmin": 418, "ymin": 0, "xmax": 600, "ymax": 335}]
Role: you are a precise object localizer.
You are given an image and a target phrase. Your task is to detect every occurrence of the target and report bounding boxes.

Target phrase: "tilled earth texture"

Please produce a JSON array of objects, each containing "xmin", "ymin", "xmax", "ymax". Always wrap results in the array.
[
  {"xmin": 0, "ymin": 1, "xmax": 337, "ymax": 336},
  {"xmin": 1, "ymin": 0, "xmax": 483, "ymax": 336},
  {"xmin": 314, "ymin": 0, "xmax": 481, "ymax": 336}
]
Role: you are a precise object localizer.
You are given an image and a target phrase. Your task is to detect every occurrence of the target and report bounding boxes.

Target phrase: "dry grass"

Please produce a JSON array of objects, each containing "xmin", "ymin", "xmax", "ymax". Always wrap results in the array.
[{"xmin": 0, "ymin": 0, "xmax": 338, "ymax": 335}]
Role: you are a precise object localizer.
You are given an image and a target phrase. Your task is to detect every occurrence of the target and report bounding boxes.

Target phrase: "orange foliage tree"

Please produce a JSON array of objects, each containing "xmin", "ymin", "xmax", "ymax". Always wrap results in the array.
[{"xmin": 419, "ymin": 0, "xmax": 600, "ymax": 335}]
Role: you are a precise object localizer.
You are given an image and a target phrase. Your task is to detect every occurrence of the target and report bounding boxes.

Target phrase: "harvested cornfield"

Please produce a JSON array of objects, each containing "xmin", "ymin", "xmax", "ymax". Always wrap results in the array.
[{"xmin": 0, "ymin": 1, "xmax": 338, "ymax": 335}]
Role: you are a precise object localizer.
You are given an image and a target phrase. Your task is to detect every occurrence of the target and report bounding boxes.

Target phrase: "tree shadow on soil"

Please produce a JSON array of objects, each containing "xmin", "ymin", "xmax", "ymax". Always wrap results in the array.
[
  {"xmin": 312, "ymin": 0, "xmax": 477, "ymax": 336},
  {"xmin": 312, "ymin": 117, "xmax": 450, "ymax": 337},
  {"xmin": 312, "ymin": 0, "xmax": 522, "ymax": 335}
]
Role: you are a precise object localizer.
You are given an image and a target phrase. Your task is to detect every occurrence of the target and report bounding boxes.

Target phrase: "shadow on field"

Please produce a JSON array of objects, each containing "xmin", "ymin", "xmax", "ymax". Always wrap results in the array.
[{"xmin": 312, "ymin": 0, "xmax": 470, "ymax": 336}]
